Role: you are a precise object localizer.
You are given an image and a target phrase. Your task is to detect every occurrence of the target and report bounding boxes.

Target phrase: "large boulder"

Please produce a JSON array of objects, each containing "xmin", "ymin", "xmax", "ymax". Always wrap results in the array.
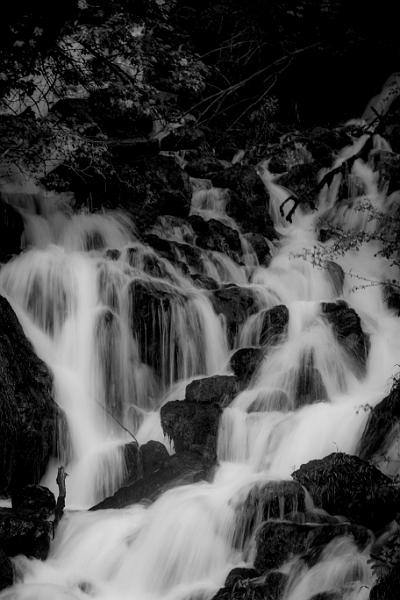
[
  {"xmin": 91, "ymin": 451, "xmax": 210, "ymax": 510},
  {"xmin": 0, "ymin": 295, "xmax": 62, "ymax": 495},
  {"xmin": 189, "ymin": 216, "xmax": 242, "ymax": 263},
  {"xmin": 234, "ymin": 480, "xmax": 306, "ymax": 549},
  {"xmin": 230, "ymin": 347, "xmax": 263, "ymax": 384},
  {"xmin": 254, "ymin": 520, "xmax": 370, "ymax": 573},
  {"xmin": 0, "ymin": 198, "xmax": 23, "ymax": 263},
  {"xmin": 140, "ymin": 441, "xmax": 169, "ymax": 478},
  {"xmin": 358, "ymin": 378, "xmax": 400, "ymax": 472},
  {"xmin": 185, "ymin": 375, "xmax": 240, "ymax": 407},
  {"xmin": 160, "ymin": 400, "xmax": 221, "ymax": 459},
  {"xmin": 259, "ymin": 305, "xmax": 289, "ymax": 347},
  {"xmin": 0, "ymin": 508, "xmax": 52, "ymax": 559},
  {"xmin": 211, "ymin": 285, "xmax": 258, "ymax": 345},
  {"xmin": 243, "ymin": 233, "xmax": 271, "ymax": 265},
  {"xmin": 321, "ymin": 302, "xmax": 369, "ymax": 373},
  {"xmin": 292, "ymin": 453, "xmax": 400, "ymax": 531},
  {"xmin": 293, "ymin": 351, "xmax": 328, "ymax": 407},
  {"xmin": 11, "ymin": 485, "xmax": 56, "ymax": 519}
]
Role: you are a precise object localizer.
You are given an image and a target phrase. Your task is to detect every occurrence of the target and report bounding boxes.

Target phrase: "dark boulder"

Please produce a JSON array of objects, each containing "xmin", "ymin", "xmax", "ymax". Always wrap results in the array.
[
  {"xmin": 104, "ymin": 248, "xmax": 121, "ymax": 261},
  {"xmin": 160, "ymin": 400, "xmax": 221, "ymax": 459},
  {"xmin": 293, "ymin": 351, "xmax": 328, "ymax": 407},
  {"xmin": 0, "ymin": 549, "xmax": 13, "ymax": 592},
  {"xmin": 259, "ymin": 305, "xmax": 289, "ymax": 347},
  {"xmin": 243, "ymin": 233, "xmax": 271, "ymax": 265},
  {"xmin": 325, "ymin": 261, "xmax": 344, "ymax": 296},
  {"xmin": 321, "ymin": 301, "xmax": 369, "ymax": 373},
  {"xmin": 234, "ymin": 480, "xmax": 306, "ymax": 549},
  {"xmin": 140, "ymin": 441, "xmax": 169, "ymax": 478},
  {"xmin": 191, "ymin": 274, "xmax": 219, "ymax": 290},
  {"xmin": 254, "ymin": 520, "xmax": 370, "ymax": 572},
  {"xmin": 128, "ymin": 279, "xmax": 185, "ymax": 381},
  {"xmin": 384, "ymin": 284, "xmax": 400, "ymax": 315},
  {"xmin": 189, "ymin": 216, "xmax": 242, "ymax": 263},
  {"xmin": 358, "ymin": 378, "xmax": 400, "ymax": 472},
  {"xmin": 0, "ymin": 295, "xmax": 62, "ymax": 495},
  {"xmin": 292, "ymin": 453, "xmax": 400, "ymax": 531},
  {"xmin": 123, "ymin": 442, "xmax": 141, "ymax": 484},
  {"xmin": 143, "ymin": 234, "xmax": 201, "ymax": 273},
  {"xmin": 11, "ymin": 485, "xmax": 56, "ymax": 519},
  {"xmin": 91, "ymin": 451, "xmax": 210, "ymax": 510},
  {"xmin": 0, "ymin": 199, "xmax": 23, "ymax": 263},
  {"xmin": 230, "ymin": 347, "xmax": 263, "ymax": 384},
  {"xmin": 185, "ymin": 375, "xmax": 240, "ymax": 408},
  {"xmin": 0, "ymin": 508, "xmax": 52, "ymax": 559},
  {"xmin": 211, "ymin": 285, "xmax": 258, "ymax": 345}
]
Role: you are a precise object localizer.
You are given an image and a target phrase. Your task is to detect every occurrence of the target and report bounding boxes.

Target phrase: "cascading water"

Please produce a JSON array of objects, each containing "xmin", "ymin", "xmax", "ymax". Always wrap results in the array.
[{"xmin": 1, "ymin": 125, "xmax": 400, "ymax": 600}]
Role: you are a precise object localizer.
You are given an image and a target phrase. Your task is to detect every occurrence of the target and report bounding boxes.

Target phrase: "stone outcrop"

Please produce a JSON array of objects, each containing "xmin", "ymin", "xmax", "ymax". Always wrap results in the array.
[{"xmin": 0, "ymin": 295, "xmax": 63, "ymax": 495}]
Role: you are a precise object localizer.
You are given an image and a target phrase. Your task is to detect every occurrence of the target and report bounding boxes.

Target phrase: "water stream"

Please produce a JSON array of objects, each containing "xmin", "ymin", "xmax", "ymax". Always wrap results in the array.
[{"xmin": 1, "ymin": 130, "xmax": 399, "ymax": 599}]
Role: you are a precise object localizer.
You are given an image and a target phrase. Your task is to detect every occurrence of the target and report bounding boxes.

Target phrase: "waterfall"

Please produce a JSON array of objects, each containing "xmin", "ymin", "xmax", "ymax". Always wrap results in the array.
[{"xmin": 1, "ymin": 129, "xmax": 400, "ymax": 600}]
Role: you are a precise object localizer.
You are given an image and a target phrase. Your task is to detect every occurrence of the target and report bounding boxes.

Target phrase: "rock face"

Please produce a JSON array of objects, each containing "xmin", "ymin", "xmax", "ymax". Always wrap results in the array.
[
  {"xmin": 0, "ymin": 199, "xmax": 23, "ymax": 263},
  {"xmin": 189, "ymin": 216, "xmax": 242, "ymax": 262},
  {"xmin": 230, "ymin": 347, "xmax": 263, "ymax": 384},
  {"xmin": 0, "ymin": 507, "xmax": 52, "ymax": 560},
  {"xmin": 140, "ymin": 441, "xmax": 169, "ymax": 478},
  {"xmin": 234, "ymin": 480, "xmax": 306, "ymax": 549},
  {"xmin": 161, "ymin": 375, "xmax": 239, "ymax": 460},
  {"xmin": 11, "ymin": 485, "xmax": 56, "ymax": 519},
  {"xmin": 0, "ymin": 295, "xmax": 61, "ymax": 495},
  {"xmin": 358, "ymin": 378, "xmax": 400, "ymax": 467},
  {"xmin": 211, "ymin": 285, "xmax": 258, "ymax": 344},
  {"xmin": 259, "ymin": 305, "xmax": 289, "ymax": 347},
  {"xmin": 254, "ymin": 520, "xmax": 370, "ymax": 572},
  {"xmin": 91, "ymin": 451, "xmax": 210, "ymax": 511},
  {"xmin": 292, "ymin": 453, "xmax": 399, "ymax": 531},
  {"xmin": 321, "ymin": 301, "xmax": 369, "ymax": 372}
]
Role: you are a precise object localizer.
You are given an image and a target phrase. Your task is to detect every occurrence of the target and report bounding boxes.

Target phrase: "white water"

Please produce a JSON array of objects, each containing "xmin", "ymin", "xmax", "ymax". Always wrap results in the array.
[{"xmin": 1, "ymin": 129, "xmax": 400, "ymax": 599}]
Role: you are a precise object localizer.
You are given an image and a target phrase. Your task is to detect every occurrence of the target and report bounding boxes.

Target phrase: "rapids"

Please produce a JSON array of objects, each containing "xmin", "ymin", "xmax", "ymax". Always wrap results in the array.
[{"xmin": 1, "ymin": 130, "xmax": 399, "ymax": 600}]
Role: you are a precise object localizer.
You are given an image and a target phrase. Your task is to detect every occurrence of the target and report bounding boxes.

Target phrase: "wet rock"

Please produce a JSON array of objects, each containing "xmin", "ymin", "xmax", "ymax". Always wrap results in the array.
[
  {"xmin": 243, "ymin": 233, "xmax": 271, "ymax": 265},
  {"xmin": 294, "ymin": 351, "xmax": 328, "ymax": 406},
  {"xmin": 104, "ymin": 248, "xmax": 121, "ymax": 261},
  {"xmin": 91, "ymin": 451, "xmax": 210, "ymax": 510},
  {"xmin": 191, "ymin": 274, "xmax": 219, "ymax": 290},
  {"xmin": 309, "ymin": 593, "xmax": 341, "ymax": 600},
  {"xmin": 254, "ymin": 520, "xmax": 370, "ymax": 572},
  {"xmin": 384, "ymin": 283, "xmax": 400, "ymax": 315},
  {"xmin": 160, "ymin": 399, "xmax": 221, "ymax": 459},
  {"xmin": 230, "ymin": 347, "xmax": 263, "ymax": 384},
  {"xmin": 11, "ymin": 485, "xmax": 56, "ymax": 519},
  {"xmin": 144, "ymin": 234, "xmax": 201, "ymax": 273},
  {"xmin": 128, "ymin": 279, "xmax": 185, "ymax": 380},
  {"xmin": 247, "ymin": 389, "xmax": 289, "ymax": 413},
  {"xmin": 140, "ymin": 441, "xmax": 169, "ymax": 478},
  {"xmin": 263, "ymin": 572, "xmax": 288, "ymax": 600},
  {"xmin": 224, "ymin": 567, "xmax": 260, "ymax": 588},
  {"xmin": 292, "ymin": 453, "xmax": 399, "ymax": 531},
  {"xmin": 358, "ymin": 377, "xmax": 400, "ymax": 471},
  {"xmin": 234, "ymin": 480, "xmax": 306, "ymax": 549},
  {"xmin": 0, "ymin": 198, "xmax": 23, "ymax": 263},
  {"xmin": 210, "ymin": 165, "xmax": 274, "ymax": 235},
  {"xmin": 0, "ymin": 549, "xmax": 13, "ymax": 592},
  {"xmin": 185, "ymin": 375, "xmax": 240, "ymax": 408},
  {"xmin": 321, "ymin": 301, "xmax": 369, "ymax": 372},
  {"xmin": 123, "ymin": 442, "xmax": 141, "ymax": 484},
  {"xmin": 0, "ymin": 295, "xmax": 63, "ymax": 495},
  {"xmin": 211, "ymin": 285, "xmax": 258, "ymax": 345},
  {"xmin": 259, "ymin": 305, "xmax": 289, "ymax": 347},
  {"xmin": 325, "ymin": 261, "xmax": 344, "ymax": 296},
  {"xmin": 189, "ymin": 216, "xmax": 242, "ymax": 263},
  {"xmin": 0, "ymin": 508, "xmax": 52, "ymax": 559}
]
